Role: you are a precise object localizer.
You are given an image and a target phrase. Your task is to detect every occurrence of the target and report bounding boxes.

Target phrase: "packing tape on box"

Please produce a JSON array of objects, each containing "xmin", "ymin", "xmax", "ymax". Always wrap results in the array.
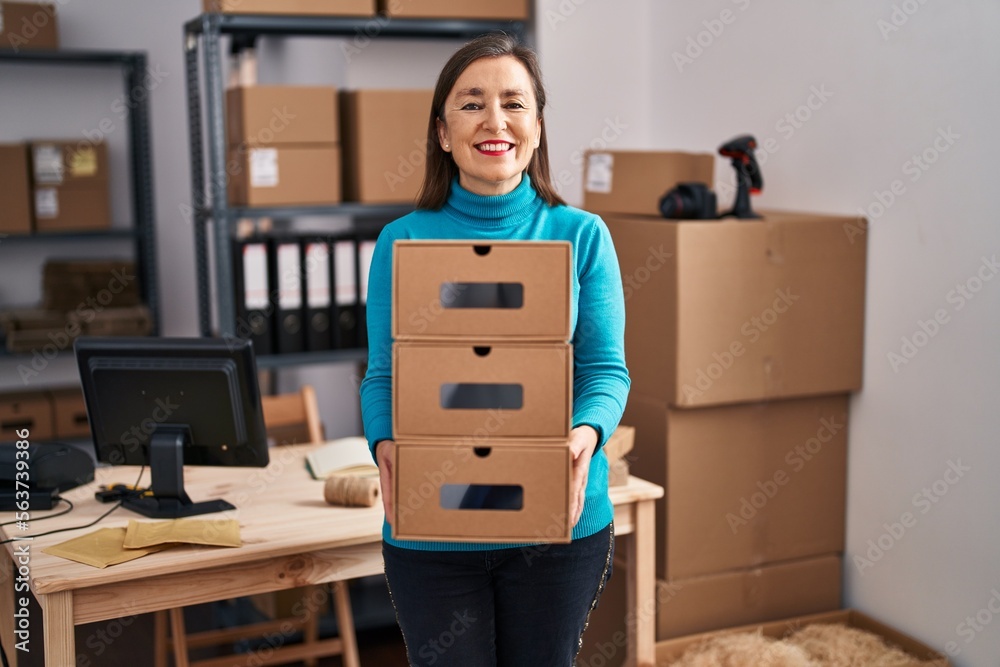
[{"xmin": 323, "ymin": 474, "xmax": 380, "ymax": 507}]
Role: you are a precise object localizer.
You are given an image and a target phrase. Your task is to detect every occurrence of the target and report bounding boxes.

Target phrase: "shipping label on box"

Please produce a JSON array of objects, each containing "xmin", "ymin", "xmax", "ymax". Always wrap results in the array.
[
  {"xmin": 30, "ymin": 141, "xmax": 108, "ymax": 187},
  {"xmin": 608, "ymin": 210, "xmax": 866, "ymax": 407},
  {"xmin": 583, "ymin": 150, "xmax": 715, "ymax": 217},
  {"xmin": 393, "ymin": 442, "xmax": 572, "ymax": 543},
  {"xmin": 623, "ymin": 392, "xmax": 848, "ymax": 580},
  {"xmin": 393, "ymin": 240, "xmax": 572, "ymax": 342},
  {"xmin": 227, "ymin": 86, "xmax": 339, "ymax": 147},
  {"xmin": 228, "ymin": 145, "xmax": 341, "ymax": 206},
  {"xmin": 394, "ymin": 342, "xmax": 572, "ymax": 440}
]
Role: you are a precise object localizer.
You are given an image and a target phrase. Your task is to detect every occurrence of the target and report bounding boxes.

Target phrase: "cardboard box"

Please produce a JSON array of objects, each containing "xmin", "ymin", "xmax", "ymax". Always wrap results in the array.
[
  {"xmin": 607, "ymin": 211, "xmax": 866, "ymax": 407},
  {"xmin": 655, "ymin": 609, "xmax": 951, "ymax": 666},
  {"xmin": 394, "ymin": 342, "xmax": 571, "ymax": 440},
  {"xmin": 603, "ymin": 424, "xmax": 634, "ymax": 462},
  {"xmin": 0, "ymin": 143, "xmax": 32, "ymax": 234},
  {"xmin": 379, "ymin": 0, "xmax": 529, "ymax": 20},
  {"xmin": 393, "ymin": 442, "xmax": 572, "ymax": 543},
  {"xmin": 73, "ymin": 305, "xmax": 153, "ymax": 336},
  {"xmin": 32, "ymin": 185, "xmax": 112, "ymax": 232},
  {"xmin": 657, "ymin": 554, "xmax": 842, "ymax": 640},
  {"xmin": 49, "ymin": 387, "xmax": 89, "ymax": 439},
  {"xmin": 393, "ymin": 241, "xmax": 572, "ymax": 342},
  {"xmin": 0, "ymin": 2, "xmax": 58, "ymax": 50},
  {"xmin": 42, "ymin": 260, "xmax": 141, "ymax": 311},
  {"xmin": 0, "ymin": 390, "xmax": 54, "ymax": 442},
  {"xmin": 227, "ymin": 145, "xmax": 341, "ymax": 206},
  {"xmin": 340, "ymin": 89, "xmax": 433, "ymax": 203},
  {"xmin": 30, "ymin": 141, "xmax": 108, "ymax": 187},
  {"xmin": 623, "ymin": 392, "xmax": 848, "ymax": 580},
  {"xmin": 204, "ymin": 0, "xmax": 375, "ymax": 16},
  {"xmin": 583, "ymin": 150, "xmax": 715, "ymax": 218},
  {"xmin": 608, "ymin": 457, "xmax": 629, "ymax": 487},
  {"xmin": 0, "ymin": 309, "xmax": 71, "ymax": 354},
  {"xmin": 227, "ymin": 86, "xmax": 339, "ymax": 147}
]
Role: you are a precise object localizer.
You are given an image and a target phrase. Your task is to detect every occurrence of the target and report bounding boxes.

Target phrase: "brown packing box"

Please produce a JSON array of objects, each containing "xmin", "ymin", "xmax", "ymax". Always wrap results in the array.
[
  {"xmin": 204, "ymin": 0, "xmax": 375, "ymax": 15},
  {"xmin": 72, "ymin": 305, "xmax": 153, "ymax": 337},
  {"xmin": 655, "ymin": 609, "xmax": 951, "ymax": 666},
  {"xmin": 1, "ymin": 390, "xmax": 54, "ymax": 442},
  {"xmin": 623, "ymin": 392, "xmax": 847, "ymax": 580},
  {"xmin": 607, "ymin": 211, "xmax": 866, "ymax": 407},
  {"xmin": 340, "ymin": 89, "xmax": 433, "ymax": 204},
  {"xmin": 608, "ymin": 457, "xmax": 629, "ymax": 487},
  {"xmin": 583, "ymin": 150, "xmax": 715, "ymax": 218},
  {"xmin": 657, "ymin": 554, "xmax": 842, "ymax": 640},
  {"xmin": 30, "ymin": 141, "xmax": 108, "ymax": 186},
  {"xmin": 394, "ymin": 342, "xmax": 571, "ymax": 440},
  {"xmin": 379, "ymin": 0, "xmax": 529, "ymax": 20},
  {"xmin": 227, "ymin": 145, "xmax": 341, "ymax": 206},
  {"xmin": 48, "ymin": 387, "xmax": 90, "ymax": 439},
  {"xmin": 603, "ymin": 424, "xmax": 634, "ymax": 462},
  {"xmin": 393, "ymin": 241, "xmax": 572, "ymax": 342},
  {"xmin": 42, "ymin": 260, "xmax": 141, "ymax": 311},
  {"xmin": 32, "ymin": 186, "xmax": 112, "ymax": 232},
  {"xmin": 0, "ymin": 309, "xmax": 71, "ymax": 354},
  {"xmin": 393, "ymin": 441, "xmax": 572, "ymax": 543},
  {"xmin": 0, "ymin": 143, "xmax": 32, "ymax": 234},
  {"xmin": 227, "ymin": 86, "xmax": 339, "ymax": 147},
  {"xmin": 0, "ymin": 2, "xmax": 58, "ymax": 50}
]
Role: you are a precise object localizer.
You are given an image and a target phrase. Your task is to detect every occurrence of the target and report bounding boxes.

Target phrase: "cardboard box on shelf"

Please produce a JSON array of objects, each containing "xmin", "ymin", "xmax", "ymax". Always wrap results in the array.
[
  {"xmin": 0, "ymin": 390, "xmax": 54, "ymax": 442},
  {"xmin": 657, "ymin": 554, "xmax": 842, "ymax": 640},
  {"xmin": 583, "ymin": 150, "xmax": 715, "ymax": 218},
  {"xmin": 607, "ymin": 210, "xmax": 866, "ymax": 407},
  {"xmin": 73, "ymin": 305, "xmax": 153, "ymax": 336},
  {"xmin": 393, "ymin": 240, "xmax": 572, "ymax": 342},
  {"xmin": 227, "ymin": 144, "xmax": 341, "ymax": 206},
  {"xmin": 0, "ymin": 2, "xmax": 58, "ymax": 50},
  {"xmin": 393, "ymin": 441, "xmax": 572, "ymax": 543},
  {"xmin": 0, "ymin": 309, "xmax": 71, "ymax": 354},
  {"xmin": 32, "ymin": 185, "xmax": 112, "ymax": 232},
  {"xmin": 0, "ymin": 143, "xmax": 32, "ymax": 234},
  {"xmin": 42, "ymin": 260, "xmax": 141, "ymax": 311},
  {"xmin": 393, "ymin": 342, "xmax": 572, "ymax": 441},
  {"xmin": 622, "ymin": 392, "xmax": 848, "ymax": 580},
  {"xmin": 203, "ymin": 0, "xmax": 375, "ymax": 16},
  {"xmin": 378, "ymin": 0, "xmax": 528, "ymax": 20},
  {"xmin": 656, "ymin": 609, "xmax": 951, "ymax": 666},
  {"xmin": 339, "ymin": 89, "xmax": 433, "ymax": 203},
  {"xmin": 30, "ymin": 141, "xmax": 108, "ymax": 187},
  {"xmin": 226, "ymin": 86, "xmax": 339, "ymax": 147},
  {"xmin": 49, "ymin": 387, "xmax": 90, "ymax": 440}
]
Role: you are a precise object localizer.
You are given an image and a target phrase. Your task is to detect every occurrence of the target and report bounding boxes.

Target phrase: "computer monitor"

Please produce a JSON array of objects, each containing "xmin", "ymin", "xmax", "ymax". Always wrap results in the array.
[{"xmin": 74, "ymin": 336, "xmax": 269, "ymax": 519}]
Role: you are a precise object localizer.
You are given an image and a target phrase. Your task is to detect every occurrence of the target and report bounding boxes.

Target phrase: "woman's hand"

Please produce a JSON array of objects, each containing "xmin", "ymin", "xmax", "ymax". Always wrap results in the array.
[
  {"xmin": 568, "ymin": 425, "xmax": 599, "ymax": 527},
  {"xmin": 375, "ymin": 440, "xmax": 396, "ymax": 524}
]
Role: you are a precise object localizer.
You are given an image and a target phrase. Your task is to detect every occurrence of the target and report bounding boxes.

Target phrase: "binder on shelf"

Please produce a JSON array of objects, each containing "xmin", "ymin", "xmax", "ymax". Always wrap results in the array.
[
  {"xmin": 234, "ymin": 237, "xmax": 274, "ymax": 356},
  {"xmin": 270, "ymin": 236, "xmax": 305, "ymax": 355},
  {"xmin": 332, "ymin": 235, "xmax": 360, "ymax": 349},
  {"xmin": 357, "ymin": 234, "xmax": 377, "ymax": 348},
  {"xmin": 303, "ymin": 237, "xmax": 333, "ymax": 352}
]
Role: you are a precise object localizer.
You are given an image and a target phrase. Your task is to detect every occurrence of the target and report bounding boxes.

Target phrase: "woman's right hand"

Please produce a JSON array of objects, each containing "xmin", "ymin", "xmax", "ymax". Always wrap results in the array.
[{"xmin": 375, "ymin": 440, "xmax": 396, "ymax": 524}]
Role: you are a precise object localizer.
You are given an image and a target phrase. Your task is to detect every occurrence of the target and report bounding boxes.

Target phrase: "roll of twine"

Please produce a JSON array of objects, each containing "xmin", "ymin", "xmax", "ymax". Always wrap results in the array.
[{"xmin": 323, "ymin": 474, "xmax": 380, "ymax": 507}]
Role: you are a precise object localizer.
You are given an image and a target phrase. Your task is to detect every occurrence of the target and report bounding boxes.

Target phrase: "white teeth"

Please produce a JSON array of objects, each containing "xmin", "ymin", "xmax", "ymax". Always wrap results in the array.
[{"xmin": 478, "ymin": 142, "xmax": 511, "ymax": 151}]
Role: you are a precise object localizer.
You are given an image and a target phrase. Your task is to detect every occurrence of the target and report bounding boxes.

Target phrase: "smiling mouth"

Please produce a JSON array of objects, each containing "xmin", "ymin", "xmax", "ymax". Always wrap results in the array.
[{"xmin": 475, "ymin": 142, "xmax": 514, "ymax": 154}]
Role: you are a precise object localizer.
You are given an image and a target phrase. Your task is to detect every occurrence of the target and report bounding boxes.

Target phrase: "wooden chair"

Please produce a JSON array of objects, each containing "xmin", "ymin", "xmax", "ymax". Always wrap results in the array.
[{"xmin": 153, "ymin": 385, "xmax": 361, "ymax": 667}]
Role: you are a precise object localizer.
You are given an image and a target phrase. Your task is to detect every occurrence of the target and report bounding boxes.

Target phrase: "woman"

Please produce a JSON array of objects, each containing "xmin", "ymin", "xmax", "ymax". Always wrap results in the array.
[{"xmin": 359, "ymin": 33, "xmax": 630, "ymax": 666}]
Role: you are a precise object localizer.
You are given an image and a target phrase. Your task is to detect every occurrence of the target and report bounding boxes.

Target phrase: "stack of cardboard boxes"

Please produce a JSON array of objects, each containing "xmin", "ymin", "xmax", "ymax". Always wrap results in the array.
[
  {"xmin": 583, "ymin": 150, "xmax": 867, "ymax": 643},
  {"xmin": 0, "ymin": 386, "xmax": 89, "ymax": 443},
  {"xmin": 30, "ymin": 140, "xmax": 112, "ymax": 232},
  {"xmin": 390, "ymin": 241, "xmax": 575, "ymax": 542}
]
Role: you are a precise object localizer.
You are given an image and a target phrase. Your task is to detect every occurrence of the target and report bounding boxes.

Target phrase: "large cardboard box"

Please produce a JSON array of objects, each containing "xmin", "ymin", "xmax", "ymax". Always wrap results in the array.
[
  {"xmin": 583, "ymin": 150, "xmax": 715, "ymax": 218},
  {"xmin": 623, "ymin": 392, "xmax": 848, "ymax": 580},
  {"xmin": 31, "ymin": 141, "xmax": 108, "ymax": 187},
  {"xmin": 608, "ymin": 211, "xmax": 866, "ymax": 407},
  {"xmin": 393, "ymin": 442, "xmax": 572, "ymax": 543},
  {"xmin": 227, "ymin": 86, "xmax": 339, "ymax": 147},
  {"xmin": 0, "ymin": 2, "xmax": 58, "ymax": 50},
  {"xmin": 33, "ymin": 186, "xmax": 112, "ymax": 232},
  {"xmin": 30, "ymin": 141, "xmax": 111, "ymax": 232},
  {"xmin": 204, "ymin": 0, "xmax": 375, "ymax": 15},
  {"xmin": 393, "ymin": 240, "xmax": 572, "ymax": 342},
  {"xmin": 42, "ymin": 260, "xmax": 141, "ymax": 311},
  {"xmin": 48, "ymin": 387, "xmax": 90, "ymax": 440},
  {"xmin": 0, "ymin": 390, "xmax": 54, "ymax": 442},
  {"xmin": 379, "ymin": 0, "xmax": 529, "ymax": 20},
  {"xmin": 0, "ymin": 143, "xmax": 32, "ymax": 234},
  {"xmin": 655, "ymin": 609, "xmax": 951, "ymax": 666},
  {"xmin": 340, "ymin": 89, "xmax": 433, "ymax": 203},
  {"xmin": 227, "ymin": 145, "xmax": 341, "ymax": 206},
  {"xmin": 657, "ymin": 554, "xmax": 842, "ymax": 640},
  {"xmin": 394, "ymin": 342, "xmax": 571, "ymax": 440}
]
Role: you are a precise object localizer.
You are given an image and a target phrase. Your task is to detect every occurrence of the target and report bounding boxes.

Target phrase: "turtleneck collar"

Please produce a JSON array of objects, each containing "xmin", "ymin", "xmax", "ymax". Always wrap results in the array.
[{"xmin": 443, "ymin": 172, "xmax": 543, "ymax": 228}]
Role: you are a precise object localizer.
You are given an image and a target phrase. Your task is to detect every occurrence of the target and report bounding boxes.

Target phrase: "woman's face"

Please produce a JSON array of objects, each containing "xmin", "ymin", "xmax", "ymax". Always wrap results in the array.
[{"xmin": 437, "ymin": 55, "xmax": 542, "ymax": 197}]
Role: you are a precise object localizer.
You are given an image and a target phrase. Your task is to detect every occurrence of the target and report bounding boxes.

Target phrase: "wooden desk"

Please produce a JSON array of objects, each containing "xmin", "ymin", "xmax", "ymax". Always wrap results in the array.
[{"xmin": 1, "ymin": 445, "xmax": 663, "ymax": 667}]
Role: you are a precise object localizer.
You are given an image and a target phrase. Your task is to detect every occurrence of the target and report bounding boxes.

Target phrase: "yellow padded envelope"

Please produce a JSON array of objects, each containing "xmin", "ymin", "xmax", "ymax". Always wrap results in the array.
[
  {"xmin": 43, "ymin": 527, "xmax": 173, "ymax": 569},
  {"xmin": 123, "ymin": 518, "xmax": 242, "ymax": 549}
]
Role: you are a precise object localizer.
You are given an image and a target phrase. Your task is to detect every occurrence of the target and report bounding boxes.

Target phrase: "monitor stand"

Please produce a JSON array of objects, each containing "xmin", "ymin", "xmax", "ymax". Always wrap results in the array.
[{"xmin": 122, "ymin": 425, "xmax": 235, "ymax": 519}]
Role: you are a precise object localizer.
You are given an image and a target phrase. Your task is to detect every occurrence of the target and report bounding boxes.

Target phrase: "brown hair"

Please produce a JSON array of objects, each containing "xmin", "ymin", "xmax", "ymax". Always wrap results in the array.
[{"xmin": 415, "ymin": 32, "xmax": 566, "ymax": 210}]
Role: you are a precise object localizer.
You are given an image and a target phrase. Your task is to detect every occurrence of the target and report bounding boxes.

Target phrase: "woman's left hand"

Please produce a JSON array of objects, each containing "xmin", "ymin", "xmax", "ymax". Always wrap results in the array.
[{"xmin": 568, "ymin": 425, "xmax": 600, "ymax": 527}]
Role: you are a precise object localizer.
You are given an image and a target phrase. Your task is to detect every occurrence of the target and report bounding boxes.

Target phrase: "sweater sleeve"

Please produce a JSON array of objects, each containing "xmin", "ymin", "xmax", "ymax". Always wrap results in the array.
[
  {"xmin": 571, "ymin": 216, "xmax": 631, "ymax": 449},
  {"xmin": 359, "ymin": 225, "xmax": 397, "ymax": 460}
]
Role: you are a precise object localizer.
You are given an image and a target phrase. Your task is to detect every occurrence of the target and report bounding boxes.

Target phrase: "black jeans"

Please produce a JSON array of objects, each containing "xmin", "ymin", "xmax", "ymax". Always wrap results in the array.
[{"xmin": 382, "ymin": 524, "xmax": 614, "ymax": 667}]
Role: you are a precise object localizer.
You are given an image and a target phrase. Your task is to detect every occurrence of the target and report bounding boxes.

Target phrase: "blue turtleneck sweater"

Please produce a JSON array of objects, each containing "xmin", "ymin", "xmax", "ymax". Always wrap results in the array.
[{"xmin": 360, "ymin": 174, "xmax": 630, "ymax": 551}]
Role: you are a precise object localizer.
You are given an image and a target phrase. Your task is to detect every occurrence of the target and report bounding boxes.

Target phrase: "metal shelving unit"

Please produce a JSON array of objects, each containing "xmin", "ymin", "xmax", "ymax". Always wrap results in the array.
[
  {"xmin": 183, "ymin": 12, "xmax": 526, "ymax": 363},
  {"xmin": 0, "ymin": 48, "xmax": 160, "ymax": 338}
]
